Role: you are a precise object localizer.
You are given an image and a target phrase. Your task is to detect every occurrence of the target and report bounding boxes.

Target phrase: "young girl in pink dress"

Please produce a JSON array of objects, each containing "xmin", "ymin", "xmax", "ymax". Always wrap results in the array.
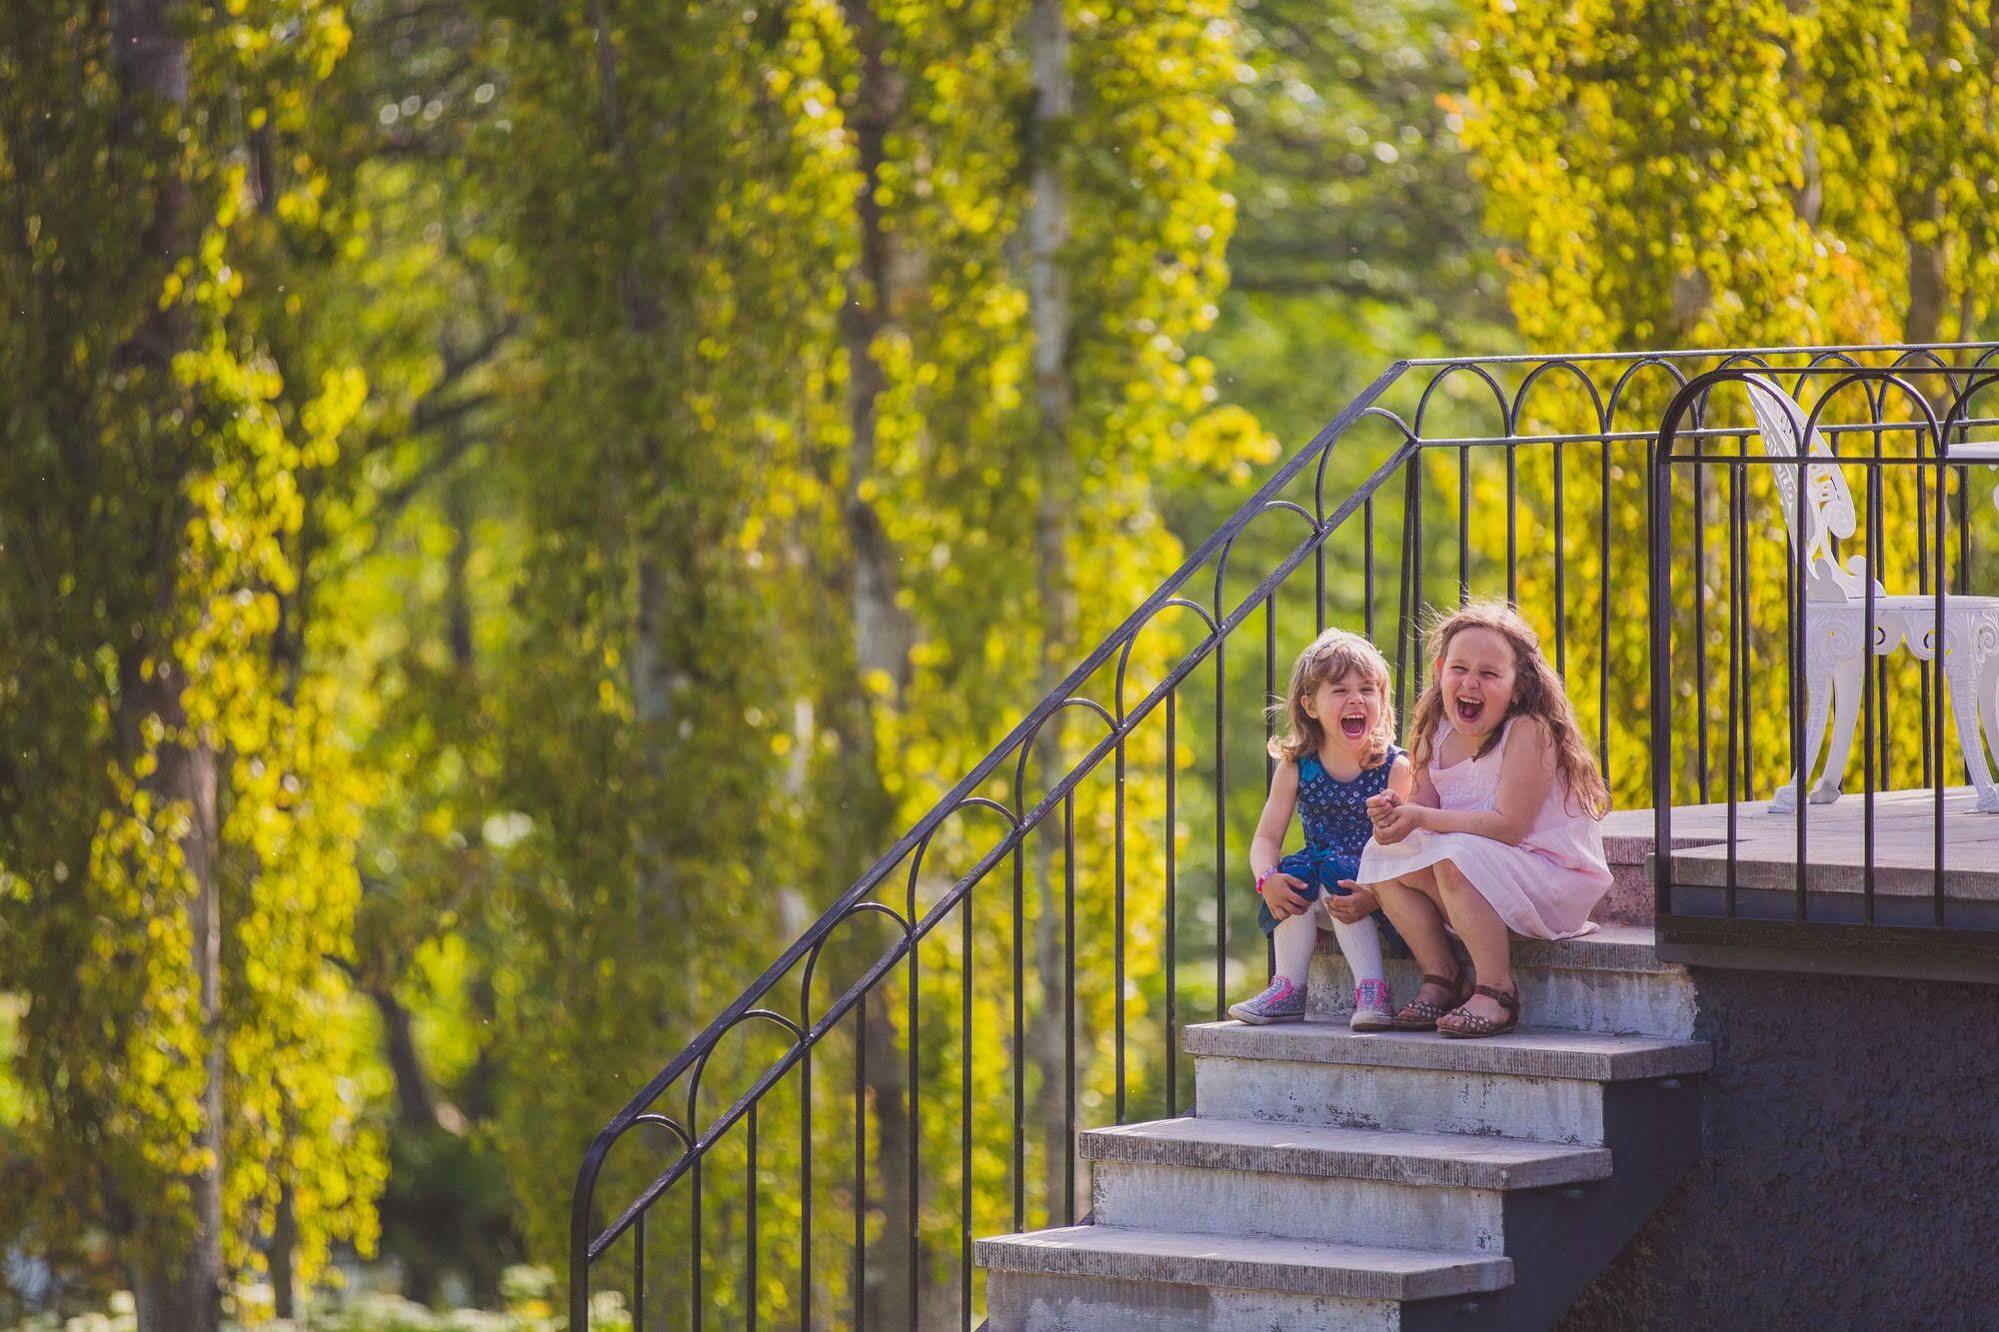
[{"xmin": 1354, "ymin": 601, "xmax": 1612, "ymax": 1038}]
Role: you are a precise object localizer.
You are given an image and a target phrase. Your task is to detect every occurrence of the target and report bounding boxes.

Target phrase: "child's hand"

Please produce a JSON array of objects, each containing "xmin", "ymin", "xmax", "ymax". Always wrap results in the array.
[
  {"xmin": 1261, "ymin": 872, "xmax": 1311, "ymax": 919},
  {"xmin": 1366, "ymin": 789, "xmax": 1402, "ymax": 825},
  {"xmin": 1370, "ymin": 800, "xmax": 1427, "ymax": 845},
  {"xmin": 1327, "ymin": 883, "xmax": 1377, "ymax": 923}
]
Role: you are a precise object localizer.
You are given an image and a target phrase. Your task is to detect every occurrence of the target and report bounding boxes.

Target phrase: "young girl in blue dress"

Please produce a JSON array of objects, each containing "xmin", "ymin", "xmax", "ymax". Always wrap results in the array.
[{"xmin": 1229, "ymin": 629, "xmax": 1413, "ymax": 1030}]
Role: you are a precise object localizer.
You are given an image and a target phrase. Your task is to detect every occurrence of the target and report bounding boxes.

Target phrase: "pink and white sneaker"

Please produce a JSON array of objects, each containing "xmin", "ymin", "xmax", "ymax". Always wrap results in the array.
[
  {"xmin": 1349, "ymin": 978, "xmax": 1396, "ymax": 1031},
  {"xmin": 1228, "ymin": 975, "xmax": 1306, "ymax": 1025}
]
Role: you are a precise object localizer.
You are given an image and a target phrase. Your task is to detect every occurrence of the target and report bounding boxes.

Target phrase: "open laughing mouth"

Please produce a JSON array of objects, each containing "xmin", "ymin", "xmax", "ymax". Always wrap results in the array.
[
  {"xmin": 1339, "ymin": 712, "xmax": 1368, "ymax": 739},
  {"xmin": 1455, "ymin": 696, "xmax": 1485, "ymax": 725}
]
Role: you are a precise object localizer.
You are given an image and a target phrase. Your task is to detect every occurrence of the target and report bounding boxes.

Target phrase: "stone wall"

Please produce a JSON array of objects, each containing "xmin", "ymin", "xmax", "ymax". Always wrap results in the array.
[{"xmin": 1563, "ymin": 965, "xmax": 1999, "ymax": 1328}]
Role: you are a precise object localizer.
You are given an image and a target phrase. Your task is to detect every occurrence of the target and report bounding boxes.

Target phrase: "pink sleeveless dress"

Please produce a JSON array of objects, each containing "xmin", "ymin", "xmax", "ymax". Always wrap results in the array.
[{"xmin": 1355, "ymin": 717, "xmax": 1611, "ymax": 939}]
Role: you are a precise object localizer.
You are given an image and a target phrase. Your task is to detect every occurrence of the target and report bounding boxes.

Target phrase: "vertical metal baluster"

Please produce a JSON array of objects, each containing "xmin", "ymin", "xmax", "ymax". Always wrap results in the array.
[
  {"xmin": 1011, "ymin": 844, "xmax": 1024, "ymax": 1233},
  {"xmin": 1729, "ymin": 438, "xmax": 1743, "ymax": 819},
  {"xmin": 907, "ymin": 930, "xmax": 919, "ymax": 1332},
  {"xmin": 1599, "ymin": 432, "xmax": 1612, "ymax": 775},
  {"xmin": 1864, "ymin": 429, "xmax": 1881, "ymax": 923},
  {"xmin": 1639, "ymin": 425, "xmax": 1659, "ymax": 801},
  {"xmin": 961, "ymin": 888, "xmax": 973, "ymax": 1331},
  {"xmin": 1737, "ymin": 443, "xmax": 1754, "ymax": 831},
  {"xmin": 1265, "ymin": 595, "xmax": 1277, "ymax": 785},
  {"xmin": 1725, "ymin": 448, "xmax": 1740, "ymax": 918},
  {"xmin": 1263, "ymin": 594, "xmax": 1277, "ymax": 980},
  {"xmin": 1063, "ymin": 793, "xmax": 1078, "ymax": 1224},
  {"xmin": 1214, "ymin": 633, "xmax": 1226, "ymax": 1022},
  {"xmin": 1364, "ymin": 496, "xmax": 1376, "ymax": 641},
  {"xmin": 747, "ymin": 1104, "xmax": 759, "ymax": 1332},
  {"xmin": 1458, "ymin": 447, "xmax": 1470, "ymax": 604},
  {"xmin": 1506, "ymin": 435, "xmax": 1519, "ymax": 605},
  {"xmin": 1649, "ymin": 404, "xmax": 1676, "ymax": 921},
  {"xmin": 1316, "ymin": 542, "xmax": 1327, "ymax": 635},
  {"xmin": 1115, "ymin": 718, "xmax": 1127, "ymax": 1123},
  {"xmin": 1958, "ymin": 365, "xmax": 1977, "ymax": 593},
  {"xmin": 1792, "ymin": 443, "xmax": 1808, "ymax": 920},
  {"xmin": 1165, "ymin": 690, "xmax": 1179, "ymax": 1118},
  {"xmin": 1874, "ymin": 424, "xmax": 1892, "ymax": 789},
  {"xmin": 1916, "ymin": 439, "xmax": 1934, "ymax": 784},
  {"xmin": 1396, "ymin": 464, "xmax": 1416, "ymax": 723},
  {"xmin": 800, "ymin": 1036, "xmax": 813, "ymax": 1332},
  {"xmin": 1934, "ymin": 438, "xmax": 1948, "ymax": 927},
  {"xmin": 1411, "ymin": 457, "xmax": 1425, "ymax": 689},
  {"xmin": 1959, "ymin": 379, "xmax": 1978, "ymax": 837},
  {"xmin": 1956, "ymin": 457, "xmax": 1970, "ymax": 596},
  {"xmin": 692, "ymin": 1155, "xmax": 704, "ymax": 1332},
  {"xmin": 635, "ymin": 1210, "xmax": 646, "ymax": 1332},
  {"xmin": 1693, "ymin": 452, "xmax": 1709, "ymax": 803},
  {"xmin": 1553, "ymin": 437, "xmax": 1566, "ymax": 676},
  {"xmin": 854, "ymin": 1005, "xmax": 867, "ymax": 1332}
]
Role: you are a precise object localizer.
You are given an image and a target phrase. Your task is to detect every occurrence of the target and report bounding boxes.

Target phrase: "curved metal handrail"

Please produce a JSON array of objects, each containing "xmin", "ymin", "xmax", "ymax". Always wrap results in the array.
[
  {"xmin": 1647, "ymin": 361, "xmax": 1975, "ymax": 930},
  {"xmin": 575, "ymin": 342, "xmax": 1999, "ymax": 1328},
  {"xmin": 566, "ymin": 358, "xmax": 1412, "ymax": 1322}
]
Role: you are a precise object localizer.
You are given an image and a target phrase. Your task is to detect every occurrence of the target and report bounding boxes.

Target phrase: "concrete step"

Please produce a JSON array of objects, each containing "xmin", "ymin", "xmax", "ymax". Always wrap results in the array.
[
  {"xmin": 1081, "ymin": 1118, "xmax": 1613, "ymax": 1190},
  {"xmin": 1188, "ymin": 1019, "xmax": 1710, "ymax": 1145},
  {"xmin": 1306, "ymin": 926, "xmax": 1697, "ymax": 1038},
  {"xmin": 1082, "ymin": 1118, "xmax": 1612, "ymax": 1254},
  {"xmin": 977, "ymin": 924, "xmax": 1708, "ymax": 1326},
  {"xmin": 978, "ymin": 1225, "xmax": 1511, "ymax": 1332}
]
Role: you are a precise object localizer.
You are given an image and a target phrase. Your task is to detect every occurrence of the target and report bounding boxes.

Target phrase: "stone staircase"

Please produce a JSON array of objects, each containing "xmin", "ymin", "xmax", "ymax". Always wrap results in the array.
[{"xmin": 975, "ymin": 927, "xmax": 1709, "ymax": 1330}]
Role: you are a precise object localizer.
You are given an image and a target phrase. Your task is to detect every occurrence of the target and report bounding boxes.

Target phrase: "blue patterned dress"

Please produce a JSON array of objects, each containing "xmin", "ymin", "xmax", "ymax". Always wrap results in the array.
[{"xmin": 1257, "ymin": 746, "xmax": 1408, "ymax": 956}]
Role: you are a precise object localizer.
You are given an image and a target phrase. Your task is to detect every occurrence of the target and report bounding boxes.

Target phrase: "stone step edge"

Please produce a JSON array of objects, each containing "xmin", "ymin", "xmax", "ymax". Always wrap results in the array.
[
  {"xmin": 1079, "ymin": 1117, "xmax": 1613, "ymax": 1191},
  {"xmin": 975, "ymin": 1224, "xmax": 1514, "ymax": 1302},
  {"xmin": 1185, "ymin": 1019, "xmax": 1713, "ymax": 1081},
  {"xmin": 1601, "ymin": 814, "xmax": 1724, "ymax": 866},
  {"xmin": 1309, "ymin": 925, "xmax": 1686, "ymax": 975}
]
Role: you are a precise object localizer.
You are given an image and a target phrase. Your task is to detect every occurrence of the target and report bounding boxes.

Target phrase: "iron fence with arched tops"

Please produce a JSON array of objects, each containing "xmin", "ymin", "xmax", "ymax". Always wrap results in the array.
[
  {"xmin": 571, "ymin": 342, "xmax": 1999, "ymax": 1331},
  {"xmin": 1651, "ymin": 358, "xmax": 1999, "ymax": 949}
]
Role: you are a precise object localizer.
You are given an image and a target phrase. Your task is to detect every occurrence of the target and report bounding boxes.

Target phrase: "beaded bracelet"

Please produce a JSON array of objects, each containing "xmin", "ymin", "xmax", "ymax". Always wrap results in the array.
[{"xmin": 1254, "ymin": 866, "xmax": 1275, "ymax": 894}]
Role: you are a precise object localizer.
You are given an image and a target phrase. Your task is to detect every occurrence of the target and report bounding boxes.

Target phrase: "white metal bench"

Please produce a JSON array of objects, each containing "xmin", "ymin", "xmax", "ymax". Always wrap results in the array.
[{"xmin": 1742, "ymin": 374, "xmax": 1999, "ymax": 814}]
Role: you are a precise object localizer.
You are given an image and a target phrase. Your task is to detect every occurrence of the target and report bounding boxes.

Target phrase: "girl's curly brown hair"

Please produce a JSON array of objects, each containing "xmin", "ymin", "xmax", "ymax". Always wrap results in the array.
[
  {"xmin": 1407, "ymin": 600, "xmax": 1610, "ymax": 818},
  {"xmin": 1268, "ymin": 629, "xmax": 1397, "ymax": 769}
]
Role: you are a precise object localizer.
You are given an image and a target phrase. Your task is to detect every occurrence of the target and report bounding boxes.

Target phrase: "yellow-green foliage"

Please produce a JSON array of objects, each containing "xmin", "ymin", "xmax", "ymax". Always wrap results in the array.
[
  {"xmin": 855, "ymin": 0, "xmax": 1257, "ymax": 1299},
  {"xmin": 1, "ymin": 0, "xmax": 383, "ymax": 1300},
  {"xmin": 1462, "ymin": 0, "xmax": 1999, "ymax": 350},
  {"xmin": 460, "ymin": 0, "xmax": 862, "ymax": 1289},
  {"xmin": 1459, "ymin": 0, "xmax": 1999, "ymax": 809}
]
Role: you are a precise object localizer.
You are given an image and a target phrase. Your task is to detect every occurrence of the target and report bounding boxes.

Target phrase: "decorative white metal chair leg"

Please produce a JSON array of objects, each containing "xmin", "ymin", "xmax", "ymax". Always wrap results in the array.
[
  {"xmin": 1743, "ymin": 379, "xmax": 1999, "ymax": 815},
  {"xmin": 1957, "ymin": 636, "xmax": 1999, "ymax": 814},
  {"xmin": 1981, "ymin": 645, "xmax": 1999, "ymax": 814},
  {"xmin": 1772, "ymin": 654, "xmax": 1836, "ymax": 813},
  {"xmin": 1810, "ymin": 651, "xmax": 1867, "ymax": 805}
]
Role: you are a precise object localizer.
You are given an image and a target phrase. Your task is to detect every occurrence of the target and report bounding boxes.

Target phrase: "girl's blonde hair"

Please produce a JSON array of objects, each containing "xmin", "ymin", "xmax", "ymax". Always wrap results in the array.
[
  {"xmin": 1269, "ymin": 629, "xmax": 1397, "ymax": 768},
  {"xmin": 1408, "ymin": 600, "xmax": 1611, "ymax": 817}
]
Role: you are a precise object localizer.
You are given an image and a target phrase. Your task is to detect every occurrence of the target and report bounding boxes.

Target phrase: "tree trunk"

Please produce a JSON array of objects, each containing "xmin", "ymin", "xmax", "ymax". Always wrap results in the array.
[
  {"xmin": 1024, "ymin": 0, "xmax": 1079, "ymax": 1228},
  {"xmin": 270, "ymin": 1180, "xmax": 297, "ymax": 1320},
  {"xmin": 1903, "ymin": 0, "xmax": 1948, "ymax": 350},
  {"xmin": 834, "ymin": 5, "xmax": 917, "ymax": 1324},
  {"xmin": 589, "ymin": 3, "xmax": 682, "ymax": 959},
  {"xmin": 445, "ymin": 463, "xmax": 475, "ymax": 671},
  {"xmin": 1905, "ymin": 204, "xmax": 1947, "ymax": 347},
  {"xmin": 369, "ymin": 982, "xmax": 445, "ymax": 1133},
  {"xmin": 124, "ymin": 662, "xmax": 225, "ymax": 1332},
  {"xmin": 840, "ymin": 0, "xmax": 914, "ymax": 711},
  {"xmin": 109, "ymin": 5, "xmax": 223, "ymax": 1330}
]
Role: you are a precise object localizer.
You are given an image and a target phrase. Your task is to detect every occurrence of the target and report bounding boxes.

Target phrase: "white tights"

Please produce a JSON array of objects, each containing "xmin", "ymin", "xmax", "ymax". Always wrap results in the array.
[{"xmin": 1273, "ymin": 900, "xmax": 1385, "ymax": 988}]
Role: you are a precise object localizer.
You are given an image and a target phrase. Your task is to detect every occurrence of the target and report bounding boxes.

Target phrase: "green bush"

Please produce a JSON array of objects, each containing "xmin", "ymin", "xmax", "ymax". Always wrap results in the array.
[{"xmin": 5, "ymin": 1269, "xmax": 632, "ymax": 1332}]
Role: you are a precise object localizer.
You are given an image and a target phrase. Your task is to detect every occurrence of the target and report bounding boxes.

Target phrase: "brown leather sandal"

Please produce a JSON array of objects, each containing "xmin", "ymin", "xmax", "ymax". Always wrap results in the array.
[
  {"xmin": 1437, "ymin": 983, "xmax": 1521, "ymax": 1039},
  {"xmin": 1389, "ymin": 970, "xmax": 1471, "ymax": 1031}
]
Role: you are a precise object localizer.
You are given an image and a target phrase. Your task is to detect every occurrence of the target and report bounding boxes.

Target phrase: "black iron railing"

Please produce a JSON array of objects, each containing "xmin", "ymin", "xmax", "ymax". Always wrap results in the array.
[
  {"xmin": 1649, "ymin": 354, "xmax": 1999, "ymax": 957},
  {"xmin": 571, "ymin": 342, "xmax": 1999, "ymax": 1330}
]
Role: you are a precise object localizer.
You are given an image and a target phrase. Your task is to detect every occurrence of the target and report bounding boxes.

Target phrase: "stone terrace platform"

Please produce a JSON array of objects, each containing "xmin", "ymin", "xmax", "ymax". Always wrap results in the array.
[{"xmin": 1602, "ymin": 786, "xmax": 1999, "ymax": 931}]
